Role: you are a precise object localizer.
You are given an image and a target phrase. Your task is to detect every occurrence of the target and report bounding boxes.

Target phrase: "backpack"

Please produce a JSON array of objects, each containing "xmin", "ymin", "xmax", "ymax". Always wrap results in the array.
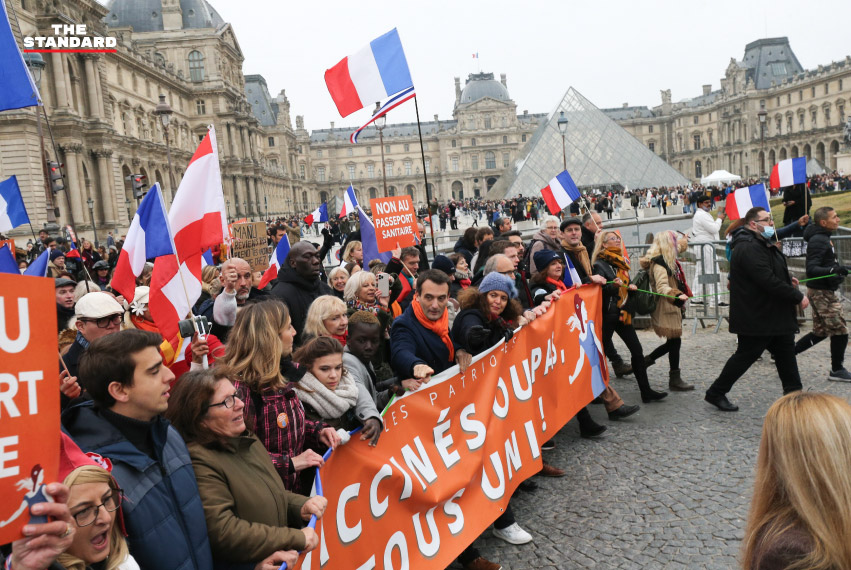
[{"xmin": 630, "ymin": 267, "xmax": 658, "ymax": 315}]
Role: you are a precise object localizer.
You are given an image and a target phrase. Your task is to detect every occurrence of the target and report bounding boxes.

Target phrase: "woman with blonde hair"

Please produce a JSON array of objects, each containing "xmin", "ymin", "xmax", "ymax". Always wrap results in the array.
[
  {"xmin": 640, "ymin": 231, "xmax": 694, "ymax": 391},
  {"xmin": 592, "ymin": 230, "xmax": 667, "ymax": 403},
  {"xmin": 217, "ymin": 300, "xmax": 340, "ymax": 492},
  {"xmin": 743, "ymin": 392, "xmax": 851, "ymax": 570},
  {"xmin": 302, "ymin": 295, "xmax": 348, "ymax": 345},
  {"xmin": 341, "ymin": 241, "xmax": 363, "ymax": 267},
  {"xmin": 195, "ymin": 264, "xmax": 220, "ymax": 312},
  {"xmin": 327, "ymin": 266, "xmax": 349, "ymax": 300}
]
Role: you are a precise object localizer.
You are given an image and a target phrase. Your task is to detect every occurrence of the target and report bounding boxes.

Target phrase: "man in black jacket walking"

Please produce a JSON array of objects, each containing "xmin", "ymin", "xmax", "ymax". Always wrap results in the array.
[
  {"xmin": 705, "ymin": 207, "xmax": 808, "ymax": 411},
  {"xmin": 794, "ymin": 206, "xmax": 851, "ymax": 381}
]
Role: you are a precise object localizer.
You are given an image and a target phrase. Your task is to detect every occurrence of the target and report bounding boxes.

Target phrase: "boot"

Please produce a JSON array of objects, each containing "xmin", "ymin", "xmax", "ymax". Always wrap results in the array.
[
  {"xmin": 668, "ymin": 369, "xmax": 694, "ymax": 391},
  {"xmin": 612, "ymin": 359, "xmax": 633, "ymax": 378},
  {"xmin": 635, "ymin": 360, "xmax": 668, "ymax": 403},
  {"xmin": 576, "ymin": 407, "xmax": 607, "ymax": 438}
]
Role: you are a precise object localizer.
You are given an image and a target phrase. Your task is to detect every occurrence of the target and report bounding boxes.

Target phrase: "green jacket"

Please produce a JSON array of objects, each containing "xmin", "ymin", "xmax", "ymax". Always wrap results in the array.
[{"xmin": 188, "ymin": 433, "xmax": 309, "ymax": 565}]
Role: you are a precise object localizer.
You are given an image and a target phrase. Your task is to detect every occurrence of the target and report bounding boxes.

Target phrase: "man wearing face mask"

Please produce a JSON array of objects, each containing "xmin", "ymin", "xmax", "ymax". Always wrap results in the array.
[
  {"xmin": 705, "ymin": 207, "xmax": 808, "ymax": 412},
  {"xmin": 691, "ymin": 194, "xmax": 727, "ymax": 306}
]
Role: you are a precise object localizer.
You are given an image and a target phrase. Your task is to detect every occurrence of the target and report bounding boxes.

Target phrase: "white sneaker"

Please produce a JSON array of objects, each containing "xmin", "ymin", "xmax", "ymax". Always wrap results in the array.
[{"xmin": 492, "ymin": 522, "xmax": 533, "ymax": 545}]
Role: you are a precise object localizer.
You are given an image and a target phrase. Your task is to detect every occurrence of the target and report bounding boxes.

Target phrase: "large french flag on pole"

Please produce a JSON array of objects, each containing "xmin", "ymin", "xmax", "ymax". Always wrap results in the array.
[
  {"xmin": 0, "ymin": 0, "xmax": 40, "ymax": 112},
  {"xmin": 324, "ymin": 28, "xmax": 414, "ymax": 118},
  {"xmin": 151, "ymin": 126, "xmax": 227, "ymax": 345},
  {"xmin": 541, "ymin": 170, "xmax": 582, "ymax": 215},
  {"xmin": 724, "ymin": 183, "xmax": 771, "ymax": 220},
  {"xmin": 304, "ymin": 203, "xmax": 329, "ymax": 226},
  {"xmin": 111, "ymin": 183, "xmax": 173, "ymax": 301},
  {"xmin": 258, "ymin": 235, "xmax": 290, "ymax": 290},
  {"xmin": 339, "ymin": 185, "xmax": 359, "ymax": 218},
  {"xmin": 769, "ymin": 157, "xmax": 807, "ymax": 190}
]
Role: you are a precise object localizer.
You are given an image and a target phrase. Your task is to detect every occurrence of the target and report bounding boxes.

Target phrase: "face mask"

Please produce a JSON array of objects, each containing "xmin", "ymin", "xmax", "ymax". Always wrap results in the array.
[{"xmin": 760, "ymin": 226, "xmax": 775, "ymax": 239}]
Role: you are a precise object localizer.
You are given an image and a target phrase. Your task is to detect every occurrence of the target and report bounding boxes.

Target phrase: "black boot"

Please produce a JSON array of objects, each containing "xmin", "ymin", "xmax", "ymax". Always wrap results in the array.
[
  {"xmin": 668, "ymin": 369, "xmax": 694, "ymax": 391},
  {"xmin": 634, "ymin": 357, "xmax": 667, "ymax": 402},
  {"xmin": 576, "ymin": 407, "xmax": 607, "ymax": 438}
]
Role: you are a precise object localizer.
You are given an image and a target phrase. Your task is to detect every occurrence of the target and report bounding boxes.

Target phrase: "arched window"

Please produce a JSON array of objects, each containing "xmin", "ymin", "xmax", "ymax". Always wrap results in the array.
[
  {"xmin": 485, "ymin": 151, "xmax": 496, "ymax": 169},
  {"xmin": 188, "ymin": 51, "xmax": 204, "ymax": 82}
]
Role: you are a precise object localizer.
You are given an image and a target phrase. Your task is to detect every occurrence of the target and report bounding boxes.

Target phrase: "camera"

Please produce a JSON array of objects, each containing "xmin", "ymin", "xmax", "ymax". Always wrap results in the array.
[{"xmin": 177, "ymin": 315, "xmax": 211, "ymax": 339}]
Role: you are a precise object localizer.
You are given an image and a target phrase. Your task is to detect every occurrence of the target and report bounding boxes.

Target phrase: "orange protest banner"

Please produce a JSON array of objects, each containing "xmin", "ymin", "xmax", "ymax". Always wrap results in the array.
[
  {"xmin": 0, "ymin": 274, "xmax": 60, "ymax": 543},
  {"xmin": 369, "ymin": 196, "xmax": 419, "ymax": 252},
  {"xmin": 296, "ymin": 286, "xmax": 608, "ymax": 570}
]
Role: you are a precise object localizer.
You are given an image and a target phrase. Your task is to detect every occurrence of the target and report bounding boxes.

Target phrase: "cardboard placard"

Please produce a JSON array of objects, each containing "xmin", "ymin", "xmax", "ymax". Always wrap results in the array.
[
  {"xmin": 0, "ymin": 274, "xmax": 60, "ymax": 543},
  {"xmin": 230, "ymin": 222, "xmax": 271, "ymax": 271},
  {"xmin": 369, "ymin": 196, "xmax": 418, "ymax": 253}
]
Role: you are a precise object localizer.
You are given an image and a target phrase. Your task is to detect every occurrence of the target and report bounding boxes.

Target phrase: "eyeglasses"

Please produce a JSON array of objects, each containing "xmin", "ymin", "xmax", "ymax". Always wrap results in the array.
[
  {"xmin": 754, "ymin": 217, "xmax": 774, "ymax": 225},
  {"xmin": 72, "ymin": 489, "xmax": 123, "ymax": 527},
  {"xmin": 605, "ymin": 236, "xmax": 622, "ymax": 242},
  {"xmin": 206, "ymin": 393, "xmax": 237, "ymax": 411},
  {"xmin": 79, "ymin": 313, "xmax": 123, "ymax": 328}
]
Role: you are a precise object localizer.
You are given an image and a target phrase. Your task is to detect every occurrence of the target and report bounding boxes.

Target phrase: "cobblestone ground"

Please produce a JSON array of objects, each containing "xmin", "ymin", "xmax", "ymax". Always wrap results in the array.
[{"xmin": 457, "ymin": 321, "xmax": 851, "ymax": 570}]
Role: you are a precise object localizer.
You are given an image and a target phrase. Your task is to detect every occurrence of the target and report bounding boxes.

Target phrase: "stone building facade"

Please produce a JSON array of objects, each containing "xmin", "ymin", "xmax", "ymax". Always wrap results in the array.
[{"xmin": 605, "ymin": 37, "xmax": 851, "ymax": 183}]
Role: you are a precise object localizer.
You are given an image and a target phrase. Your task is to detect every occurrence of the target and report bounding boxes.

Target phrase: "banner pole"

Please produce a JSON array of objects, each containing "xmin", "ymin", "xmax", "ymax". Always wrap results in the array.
[{"xmin": 413, "ymin": 95, "xmax": 437, "ymax": 259}]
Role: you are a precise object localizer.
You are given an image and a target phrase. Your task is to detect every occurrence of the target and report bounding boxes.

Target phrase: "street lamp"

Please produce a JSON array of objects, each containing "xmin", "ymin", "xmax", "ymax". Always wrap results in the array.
[
  {"xmin": 153, "ymin": 94, "xmax": 176, "ymax": 199},
  {"xmin": 86, "ymin": 197, "xmax": 98, "ymax": 248},
  {"xmin": 374, "ymin": 102, "xmax": 389, "ymax": 197},
  {"xmin": 557, "ymin": 111, "xmax": 569, "ymax": 170},
  {"xmin": 758, "ymin": 104, "xmax": 768, "ymax": 178}
]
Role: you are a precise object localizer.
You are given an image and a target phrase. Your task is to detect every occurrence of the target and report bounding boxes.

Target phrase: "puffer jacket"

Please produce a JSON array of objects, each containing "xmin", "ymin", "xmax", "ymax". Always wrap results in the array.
[
  {"xmin": 803, "ymin": 223, "xmax": 844, "ymax": 291},
  {"xmin": 61, "ymin": 403, "xmax": 213, "ymax": 570}
]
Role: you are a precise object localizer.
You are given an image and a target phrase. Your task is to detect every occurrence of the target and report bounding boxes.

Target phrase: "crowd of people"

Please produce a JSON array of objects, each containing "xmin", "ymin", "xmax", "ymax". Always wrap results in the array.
[{"xmin": 4, "ymin": 178, "xmax": 851, "ymax": 570}]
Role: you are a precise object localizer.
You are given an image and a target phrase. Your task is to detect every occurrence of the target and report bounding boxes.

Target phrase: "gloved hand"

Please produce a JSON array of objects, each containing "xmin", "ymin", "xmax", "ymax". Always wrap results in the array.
[
  {"xmin": 832, "ymin": 265, "xmax": 849, "ymax": 277},
  {"xmin": 502, "ymin": 327, "xmax": 514, "ymax": 343},
  {"xmin": 466, "ymin": 325, "xmax": 492, "ymax": 353}
]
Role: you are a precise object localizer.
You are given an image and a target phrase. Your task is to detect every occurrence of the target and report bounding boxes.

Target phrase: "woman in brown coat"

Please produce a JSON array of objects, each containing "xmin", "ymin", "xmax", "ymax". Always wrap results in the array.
[
  {"xmin": 641, "ymin": 231, "xmax": 694, "ymax": 391},
  {"xmin": 166, "ymin": 367, "xmax": 328, "ymax": 570}
]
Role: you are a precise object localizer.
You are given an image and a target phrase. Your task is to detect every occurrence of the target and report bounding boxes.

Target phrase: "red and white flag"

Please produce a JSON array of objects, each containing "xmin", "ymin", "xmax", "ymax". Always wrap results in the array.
[{"xmin": 150, "ymin": 126, "xmax": 227, "ymax": 345}]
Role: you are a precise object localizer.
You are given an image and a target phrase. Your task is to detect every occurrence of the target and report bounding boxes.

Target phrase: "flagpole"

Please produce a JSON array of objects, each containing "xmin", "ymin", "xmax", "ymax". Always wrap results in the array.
[{"xmin": 413, "ymin": 95, "xmax": 437, "ymax": 258}]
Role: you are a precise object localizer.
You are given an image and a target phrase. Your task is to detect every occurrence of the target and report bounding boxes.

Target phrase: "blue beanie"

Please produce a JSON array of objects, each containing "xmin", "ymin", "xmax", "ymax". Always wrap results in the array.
[
  {"xmin": 50, "ymin": 249, "xmax": 65, "ymax": 262},
  {"xmin": 533, "ymin": 249, "xmax": 561, "ymax": 273},
  {"xmin": 479, "ymin": 272, "xmax": 518, "ymax": 299}
]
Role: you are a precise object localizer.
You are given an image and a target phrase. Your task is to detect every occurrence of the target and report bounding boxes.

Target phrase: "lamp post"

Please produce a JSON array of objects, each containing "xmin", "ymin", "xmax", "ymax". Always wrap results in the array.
[
  {"xmin": 758, "ymin": 105, "xmax": 767, "ymax": 179},
  {"xmin": 557, "ymin": 111, "xmax": 569, "ymax": 170},
  {"xmin": 153, "ymin": 95, "xmax": 176, "ymax": 200},
  {"xmin": 374, "ymin": 103, "xmax": 389, "ymax": 197},
  {"xmin": 86, "ymin": 197, "xmax": 98, "ymax": 248}
]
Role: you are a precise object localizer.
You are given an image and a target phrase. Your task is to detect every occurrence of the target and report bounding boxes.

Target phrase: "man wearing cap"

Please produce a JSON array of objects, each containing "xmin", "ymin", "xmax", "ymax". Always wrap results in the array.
[
  {"xmin": 691, "ymin": 194, "xmax": 727, "ymax": 305},
  {"xmin": 56, "ymin": 277, "xmax": 77, "ymax": 332},
  {"xmin": 92, "ymin": 259, "xmax": 111, "ymax": 288},
  {"xmin": 64, "ymin": 292, "xmax": 124, "ymax": 379}
]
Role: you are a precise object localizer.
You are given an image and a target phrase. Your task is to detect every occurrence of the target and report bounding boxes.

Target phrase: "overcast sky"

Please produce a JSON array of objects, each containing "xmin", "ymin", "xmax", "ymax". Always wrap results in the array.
[{"xmin": 197, "ymin": 0, "xmax": 849, "ymax": 132}]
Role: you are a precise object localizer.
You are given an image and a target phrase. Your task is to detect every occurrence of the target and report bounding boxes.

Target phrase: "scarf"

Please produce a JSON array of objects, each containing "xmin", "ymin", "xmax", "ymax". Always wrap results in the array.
[
  {"xmin": 561, "ymin": 240, "xmax": 592, "ymax": 275},
  {"xmin": 411, "ymin": 294, "xmax": 454, "ymax": 361},
  {"xmin": 546, "ymin": 277, "xmax": 569, "ymax": 292},
  {"xmin": 597, "ymin": 247, "xmax": 632, "ymax": 325},
  {"xmin": 332, "ymin": 332, "xmax": 348, "ymax": 346},
  {"xmin": 295, "ymin": 371, "xmax": 359, "ymax": 421},
  {"xmin": 455, "ymin": 270, "xmax": 472, "ymax": 289},
  {"xmin": 673, "ymin": 259, "xmax": 692, "ymax": 297}
]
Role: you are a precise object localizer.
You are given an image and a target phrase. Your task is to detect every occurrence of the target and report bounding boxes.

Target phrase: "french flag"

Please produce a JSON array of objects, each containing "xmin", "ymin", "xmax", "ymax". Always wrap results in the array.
[
  {"xmin": 541, "ymin": 170, "xmax": 581, "ymax": 215},
  {"xmin": 23, "ymin": 249, "xmax": 49, "ymax": 277},
  {"xmin": 111, "ymin": 183, "xmax": 173, "ymax": 301},
  {"xmin": 724, "ymin": 183, "xmax": 771, "ymax": 220},
  {"xmin": 324, "ymin": 28, "xmax": 414, "ymax": 118},
  {"xmin": 339, "ymin": 185, "xmax": 359, "ymax": 218},
  {"xmin": 304, "ymin": 203, "xmax": 328, "ymax": 226},
  {"xmin": 0, "ymin": 244, "xmax": 17, "ymax": 274},
  {"xmin": 151, "ymin": 126, "xmax": 227, "ymax": 345},
  {"xmin": 562, "ymin": 253, "xmax": 582, "ymax": 288},
  {"xmin": 258, "ymin": 235, "xmax": 290, "ymax": 289},
  {"xmin": 65, "ymin": 240, "xmax": 81, "ymax": 259},
  {"xmin": 769, "ymin": 157, "xmax": 807, "ymax": 190}
]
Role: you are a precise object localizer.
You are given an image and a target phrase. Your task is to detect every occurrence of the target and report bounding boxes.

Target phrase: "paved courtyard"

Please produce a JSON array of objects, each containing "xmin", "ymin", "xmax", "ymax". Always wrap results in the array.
[{"xmin": 463, "ymin": 322, "xmax": 851, "ymax": 570}]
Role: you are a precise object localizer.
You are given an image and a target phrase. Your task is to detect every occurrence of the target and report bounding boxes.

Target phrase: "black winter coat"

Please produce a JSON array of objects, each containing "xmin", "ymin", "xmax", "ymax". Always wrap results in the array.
[
  {"xmin": 451, "ymin": 308, "xmax": 512, "ymax": 356},
  {"xmin": 270, "ymin": 267, "xmax": 332, "ymax": 344},
  {"xmin": 803, "ymin": 224, "xmax": 843, "ymax": 291},
  {"xmin": 592, "ymin": 259, "xmax": 628, "ymax": 324},
  {"xmin": 728, "ymin": 229, "xmax": 803, "ymax": 336}
]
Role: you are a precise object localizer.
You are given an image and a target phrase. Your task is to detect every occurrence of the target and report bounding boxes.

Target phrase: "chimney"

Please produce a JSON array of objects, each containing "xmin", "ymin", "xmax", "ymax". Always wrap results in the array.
[
  {"xmin": 623, "ymin": 102, "xmax": 629, "ymax": 108},
  {"xmin": 703, "ymin": 84, "xmax": 712, "ymax": 96},
  {"xmin": 434, "ymin": 114, "xmax": 439, "ymax": 122},
  {"xmin": 500, "ymin": 73, "xmax": 507, "ymax": 88},
  {"xmin": 330, "ymin": 121, "xmax": 334, "ymax": 129}
]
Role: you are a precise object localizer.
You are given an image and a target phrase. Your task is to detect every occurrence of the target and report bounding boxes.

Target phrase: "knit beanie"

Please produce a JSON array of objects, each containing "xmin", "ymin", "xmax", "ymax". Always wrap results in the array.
[
  {"xmin": 533, "ymin": 250, "xmax": 560, "ymax": 273},
  {"xmin": 478, "ymin": 272, "xmax": 518, "ymax": 299},
  {"xmin": 50, "ymin": 249, "xmax": 65, "ymax": 262},
  {"xmin": 431, "ymin": 255, "xmax": 455, "ymax": 277}
]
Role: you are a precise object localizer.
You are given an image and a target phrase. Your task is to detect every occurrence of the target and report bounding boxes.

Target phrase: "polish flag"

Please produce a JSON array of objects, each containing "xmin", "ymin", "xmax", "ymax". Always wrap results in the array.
[
  {"xmin": 150, "ymin": 126, "xmax": 227, "ymax": 344},
  {"xmin": 540, "ymin": 170, "xmax": 581, "ymax": 215},
  {"xmin": 258, "ymin": 235, "xmax": 290, "ymax": 289},
  {"xmin": 111, "ymin": 183, "xmax": 173, "ymax": 301},
  {"xmin": 304, "ymin": 203, "xmax": 328, "ymax": 226},
  {"xmin": 339, "ymin": 185, "xmax": 359, "ymax": 218},
  {"xmin": 724, "ymin": 183, "xmax": 771, "ymax": 220},
  {"xmin": 769, "ymin": 157, "xmax": 807, "ymax": 190},
  {"xmin": 324, "ymin": 28, "xmax": 414, "ymax": 118}
]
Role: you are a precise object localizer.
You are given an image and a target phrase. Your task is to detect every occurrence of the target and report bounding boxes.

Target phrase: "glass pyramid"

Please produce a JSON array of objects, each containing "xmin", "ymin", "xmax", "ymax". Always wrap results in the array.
[{"xmin": 496, "ymin": 87, "xmax": 689, "ymax": 199}]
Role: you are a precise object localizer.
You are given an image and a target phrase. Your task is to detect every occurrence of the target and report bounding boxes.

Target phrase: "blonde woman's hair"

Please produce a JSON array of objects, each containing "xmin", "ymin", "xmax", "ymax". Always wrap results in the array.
[
  {"xmin": 201, "ymin": 264, "xmax": 219, "ymax": 285},
  {"xmin": 343, "ymin": 269, "xmax": 375, "ymax": 302},
  {"xmin": 327, "ymin": 266, "xmax": 349, "ymax": 289},
  {"xmin": 743, "ymin": 392, "xmax": 851, "ymax": 570},
  {"xmin": 304, "ymin": 295, "xmax": 347, "ymax": 339},
  {"xmin": 590, "ymin": 230, "xmax": 620, "ymax": 264},
  {"xmin": 57, "ymin": 466, "xmax": 129, "ymax": 570},
  {"xmin": 217, "ymin": 300, "xmax": 290, "ymax": 391},
  {"xmin": 342, "ymin": 241, "xmax": 362, "ymax": 263},
  {"xmin": 645, "ymin": 231, "xmax": 679, "ymax": 270}
]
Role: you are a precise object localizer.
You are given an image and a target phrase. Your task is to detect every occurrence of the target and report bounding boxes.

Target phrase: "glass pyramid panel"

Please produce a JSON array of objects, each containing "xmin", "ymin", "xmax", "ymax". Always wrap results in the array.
[{"xmin": 496, "ymin": 87, "xmax": 689, "ymax": 199}]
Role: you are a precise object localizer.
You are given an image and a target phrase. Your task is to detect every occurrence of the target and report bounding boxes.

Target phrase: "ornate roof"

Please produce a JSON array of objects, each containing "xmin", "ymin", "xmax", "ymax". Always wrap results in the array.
[
  {"xmin": 459, "ymin": 72, "xmax": 511, "ymax": 105},
  {"xmin": 104, "ymin": 0, "xmax": 225, "ymax": 32}
]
